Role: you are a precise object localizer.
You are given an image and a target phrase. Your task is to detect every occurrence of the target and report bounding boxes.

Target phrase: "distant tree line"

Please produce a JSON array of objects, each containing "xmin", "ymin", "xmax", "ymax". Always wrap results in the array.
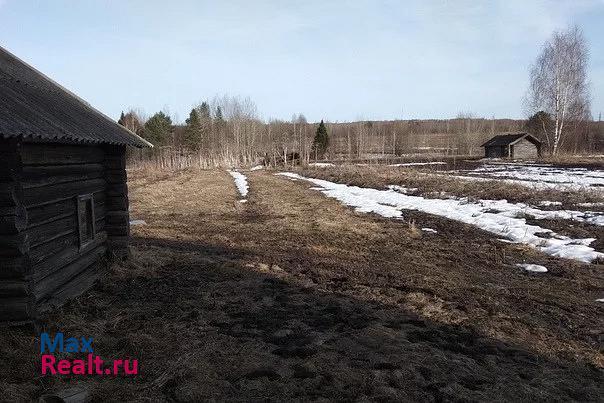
[
  {"xmin": 120, "ymin": 102, "xmax": 602, "ymax": 169},
  {"xmin": 119, "ymin": 26, "xmax": 601, "ymax": 168}
]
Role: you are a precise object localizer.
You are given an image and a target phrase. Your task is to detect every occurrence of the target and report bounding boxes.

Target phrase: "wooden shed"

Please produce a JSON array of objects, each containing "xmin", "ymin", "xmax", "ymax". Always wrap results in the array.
[
  {"xmin": 481, "ymin": 133, "xmax": 542, "ymax": 159},
  {"xmin": 0, "ymin": 47, "xmax": 151, "ymax": 325}
]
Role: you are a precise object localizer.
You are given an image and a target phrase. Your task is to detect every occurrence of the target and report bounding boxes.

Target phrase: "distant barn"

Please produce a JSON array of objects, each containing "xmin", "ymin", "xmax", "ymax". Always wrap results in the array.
[
  {"xmin": 0, "ymin": 47, "xmax": 151, "ymax": 325},
  {"xmin": 481, "ymin": 133, "xmax": 542, "ymax": 159}
]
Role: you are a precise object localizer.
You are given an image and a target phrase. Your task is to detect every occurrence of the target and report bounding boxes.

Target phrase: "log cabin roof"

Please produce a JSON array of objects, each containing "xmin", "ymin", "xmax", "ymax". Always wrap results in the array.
[
  {"xmin": 481, "ymin": 133, "xmax": 541, "ymax": 148},
  {"xmin": 0, "ymin": 46, "xmax": 152, "ymax": 148}
]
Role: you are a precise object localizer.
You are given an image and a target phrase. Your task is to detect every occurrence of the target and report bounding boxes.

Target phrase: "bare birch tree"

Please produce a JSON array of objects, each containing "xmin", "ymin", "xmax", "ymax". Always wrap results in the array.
[{"xmin": 526, "ymin": 25, "xmax": 590, "ymax": 155}]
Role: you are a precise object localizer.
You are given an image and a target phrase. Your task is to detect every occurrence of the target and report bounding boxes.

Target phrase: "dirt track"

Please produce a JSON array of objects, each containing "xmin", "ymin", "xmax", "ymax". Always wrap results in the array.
[{"xmin": 2, "ymin": 169, "xmax": 603, "ymax": 402}]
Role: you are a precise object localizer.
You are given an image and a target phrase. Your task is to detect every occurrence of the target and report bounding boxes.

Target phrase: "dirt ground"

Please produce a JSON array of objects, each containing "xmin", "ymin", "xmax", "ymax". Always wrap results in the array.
[{"xmin": 1, "ymin": 168, "xmax": 603, "ymax": 402}]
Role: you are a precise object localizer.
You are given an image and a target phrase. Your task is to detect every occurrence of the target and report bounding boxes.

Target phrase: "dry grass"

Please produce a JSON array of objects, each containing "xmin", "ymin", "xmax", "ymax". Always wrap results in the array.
[
  {"xmin": 538, "ymin": 154, "xmax": 604, "ymax": 168},
  {"xmin": 1, "ymin": 169, "xmax": 603, "ymax": 402}
]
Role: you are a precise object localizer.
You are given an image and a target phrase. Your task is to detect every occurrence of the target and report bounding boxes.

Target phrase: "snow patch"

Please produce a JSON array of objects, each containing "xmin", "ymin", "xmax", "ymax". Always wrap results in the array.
[
  {"xmin": 277, "ymin": 172, "xmax": 604, "ymax": 263},
  {"xmin": 453, "ymin": 163, "xmax": 604, "ymax": 192},
  {"xmin": 577, "ymin": 202, "xmax": 604, "ymax": 208},
  {"xmin": 421, "ymin": 228, "xmax": 438, "ymax": 234},
  {"xmin": 516, "ymin": 263, "xmax": 548, "ymax": 273},
  {"xmin": 130, "ymin": 219, "xmax": 146, "ymax": 226},
  {"xmin": 538, "ymin": 201, "xmax": 562, "ymax": 207},
  {"xmin": 596, "ymin": 298, "xmax": 604, "ymax": 303},
  {"xmin": 389, "ymin": 162, "xmax": 446, "ymax": 167},
  {"xmin": 250, "ymin": 165, "xmax": 264, "ymax": 171},
  {"xmin": 228, "ymin": 170, "xmax": 249, "ymax": 198},
  {"xmin": 309, "ymin": 162, "xmax": 335, "ymax": 167}
]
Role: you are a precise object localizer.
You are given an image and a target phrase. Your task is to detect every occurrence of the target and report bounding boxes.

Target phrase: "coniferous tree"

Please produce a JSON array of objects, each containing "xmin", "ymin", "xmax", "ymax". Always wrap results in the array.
[
  {"xmin": 215, "ymin": 106, "xmax": 224, "ymax": 123},
  {"xmin": 118, "ymin": 111, "xmax": 125, "ymax": 126},
  {"xmin": 312, "ymin": 120, "xmax": 329, "ymax": 158},
  {"xmin": 199, "ymin": 102, "xmax": 211, "ymax": 120},
  {"xmin": 184, "ymin": 108, "xmax": 203, "ymax": 150},
  {"xmin": 144, "ymin": 111, "xmax": 172, "ymax": 146}
]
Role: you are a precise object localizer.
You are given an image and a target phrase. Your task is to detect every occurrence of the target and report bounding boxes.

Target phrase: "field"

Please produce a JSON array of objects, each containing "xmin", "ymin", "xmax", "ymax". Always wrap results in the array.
[{"xmin": 2, "ymin": 161, "xmax": 604, "ymax": 401}]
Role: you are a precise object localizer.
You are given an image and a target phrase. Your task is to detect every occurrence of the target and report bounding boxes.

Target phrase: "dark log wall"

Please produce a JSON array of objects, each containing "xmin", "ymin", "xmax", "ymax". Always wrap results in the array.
[
  {"xmin": 103, "ymin": 145, "xmax": 130, "ymax": 259},
  {"xmin": 0, "ymin": 141, "xmax": 132, "ymax": 324},
  {"xmin": 21, "ymin": 143, "xmax": 107, "ymax": 313},
  {"xmin": 0, "ymin": 139, "xmax": 35, "ymax": 323}
]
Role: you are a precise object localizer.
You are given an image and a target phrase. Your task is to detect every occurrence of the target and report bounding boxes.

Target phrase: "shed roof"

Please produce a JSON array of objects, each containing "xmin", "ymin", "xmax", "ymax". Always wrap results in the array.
[
  {"xmin": 481, "ymin": 133, "xmax": 541, "ymax": 148},
  {"xmin": 0, "ymin": 46, "xmax": 152, "ymax": 148}
]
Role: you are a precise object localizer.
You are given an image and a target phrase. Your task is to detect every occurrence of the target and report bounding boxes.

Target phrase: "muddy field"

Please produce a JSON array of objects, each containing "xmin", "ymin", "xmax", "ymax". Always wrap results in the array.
[{"xmin": 1, "ymin": 168, "xmax": 603, "ymax": 402}]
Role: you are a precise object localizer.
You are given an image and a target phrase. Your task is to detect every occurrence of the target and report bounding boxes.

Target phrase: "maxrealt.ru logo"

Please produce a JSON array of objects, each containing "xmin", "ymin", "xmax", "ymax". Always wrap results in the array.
[{"xmin": 40, "ymin": 333, "xmax": 138, "ymax": 376}]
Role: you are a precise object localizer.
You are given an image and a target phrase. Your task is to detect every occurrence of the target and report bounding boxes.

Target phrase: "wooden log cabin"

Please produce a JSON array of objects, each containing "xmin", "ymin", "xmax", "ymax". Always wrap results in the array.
[
  {"xmin": 0, "ymin": 46, "xmax": 151, "ymax": 325},
  {"xmin": 481, "ymin": 133, "xmax": 542, "ymax": 159}
]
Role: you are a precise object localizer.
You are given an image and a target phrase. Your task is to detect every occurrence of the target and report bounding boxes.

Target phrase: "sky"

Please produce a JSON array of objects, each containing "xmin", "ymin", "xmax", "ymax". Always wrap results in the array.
[{"xmin": 1, "ymin": 0, "xmax": 603, "ymax": 123}]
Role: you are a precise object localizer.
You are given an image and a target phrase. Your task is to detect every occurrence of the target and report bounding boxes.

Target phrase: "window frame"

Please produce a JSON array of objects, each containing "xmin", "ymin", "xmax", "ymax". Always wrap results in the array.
[{"xmin": 76, "ymin": 193, "xmax": 96, "ymax": 250}]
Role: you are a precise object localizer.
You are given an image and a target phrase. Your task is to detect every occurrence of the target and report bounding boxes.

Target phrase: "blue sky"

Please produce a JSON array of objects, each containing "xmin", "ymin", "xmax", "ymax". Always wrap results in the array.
[{"xmin": 1, "ymin": 0, "xmax": 603, "ymax": 123}]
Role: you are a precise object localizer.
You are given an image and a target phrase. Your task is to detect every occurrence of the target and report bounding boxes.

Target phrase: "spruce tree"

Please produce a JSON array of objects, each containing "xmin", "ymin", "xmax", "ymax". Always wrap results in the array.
[
  {"xmin": 215, "ymin": 106, "xmax": 224, "ymax": 123},
  {"xmin": 312, "ymin": 120, "xmax": 329, "ymax": 158},
  {"xmin": 199, "ymin": 102, "xmax": 211, "ymax": 120},
  {"xmin": 184, "ymin": 108, "xmax": 203, "ymax": 150},
  {"xmin": 143, "ymin": 111, "xmax": 172, "ymax": 146},
  {"xmin": 118, "ymin": 111, "xmax": 125, "ymax": 126}
]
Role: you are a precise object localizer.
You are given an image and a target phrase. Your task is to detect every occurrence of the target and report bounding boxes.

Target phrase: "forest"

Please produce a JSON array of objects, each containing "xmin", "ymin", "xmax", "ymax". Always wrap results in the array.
[{"xmin": 120, "ymin": 98, "xmax": 604, "ymax": 169}]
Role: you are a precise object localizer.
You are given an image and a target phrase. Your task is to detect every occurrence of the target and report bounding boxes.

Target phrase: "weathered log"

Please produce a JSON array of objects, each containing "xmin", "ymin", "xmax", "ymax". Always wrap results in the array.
[
  {"xmin": 34, "ymin": 245, "xmax": 106, "ymax": 302},
  {"xmin": 106, "ymin": 183, "xmax": 128, "ymax": 197},
  {"xmin": 26, "ymin": 215, "xmax": 78, "ymax": 248},
  {"xmin": 23, "ymin": 179, "xmax": 106, "ymax": 207},
  {"xmin": 21, "ymin": 144, "xmax": 104, "ymax": 165},
  {"xmin": 105, "ymin": 211, "xmax": 129, "ymax": 225},
  {"xmin": 0, "ymin": 279, "xmax": 31, "ymax": 297},
  {"xmin": 22, "ymin": 164, "xmax": 104, "ymax": 189},
  {"xmin": 0, "ymin": 139, "xmax": 22, "ymax": 182},
  {"xmin": 38, "ymin": 261, "xmax": 101, "ymax": 311},
  {"xmin": 103, "ymin": 146, "xmax": 127, "ymax": 170},
  {"xmin": 0, "ymin": 256, "xmax": 30, "ymax": 279},
  {"xmin": 0, "ymin": 182, "xmax": 24, "ymax": 207},
  {"xmin": 0, "ymin": 205, "xmax": 28, "ymax": 234},
  {"xmin": 0, "ymin": 297, "xmax": 32, "ymax": 322},
  {"xmin": 105, "ymin": 196, "xmax": 128, "ymax": 210},
  {"xmin": 29, "ymin": 232, "xmax": 78, "ymax": 266},
  {"xmin": 0, "ymin": 233, "xmax": 30, "ymax": 257},
  {"xmin": 26, "ymin": 202, "xmax": 105, "ymax": 231},
  {"xmin": 32, "ymin": 233, "xmax": 106, "ymax": 282},
  {"xmin": 105, "ymin": 170, "xmax": 127, "ymax": 183}
]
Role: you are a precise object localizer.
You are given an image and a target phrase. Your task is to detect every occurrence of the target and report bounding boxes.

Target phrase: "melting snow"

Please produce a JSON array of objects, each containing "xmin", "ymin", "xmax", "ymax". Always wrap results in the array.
[
  {"xmin": 454, "ymin": 163, "xmax": 604, "ymax": 192},
  {"xmin": 228, "ymin": 170, "xmax": 249, "ymax": 198},
  {"xmin": 250, "ymin": 165, "xmax": 264, "ymax": 171},
  {"xmin": 516, "ymin": 263, "xmax": 548, "ymax": 273},
  {"xmin": 309, "ymin": 162, "xmax": 335, "ymax": 167},
  {"xmin": 538, "ymin": 201, "xmax": 563, "ymax": 207},
  {"xmin": 389, "ymin": 162, "xmax": 446, "ymax": 167},
  {"xmin": 278, "ymin": 172, "xmax": 604, "ymax": 263},
  {"xmin": 421, "ymin": 228, "xmax": 438, "ymax": 234}
]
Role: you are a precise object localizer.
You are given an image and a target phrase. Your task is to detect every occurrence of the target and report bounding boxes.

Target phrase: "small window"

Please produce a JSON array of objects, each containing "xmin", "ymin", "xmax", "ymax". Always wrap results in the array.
[{"xmin": 77, "ymin": 194, "xmax": 96, "ymax": 248}]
